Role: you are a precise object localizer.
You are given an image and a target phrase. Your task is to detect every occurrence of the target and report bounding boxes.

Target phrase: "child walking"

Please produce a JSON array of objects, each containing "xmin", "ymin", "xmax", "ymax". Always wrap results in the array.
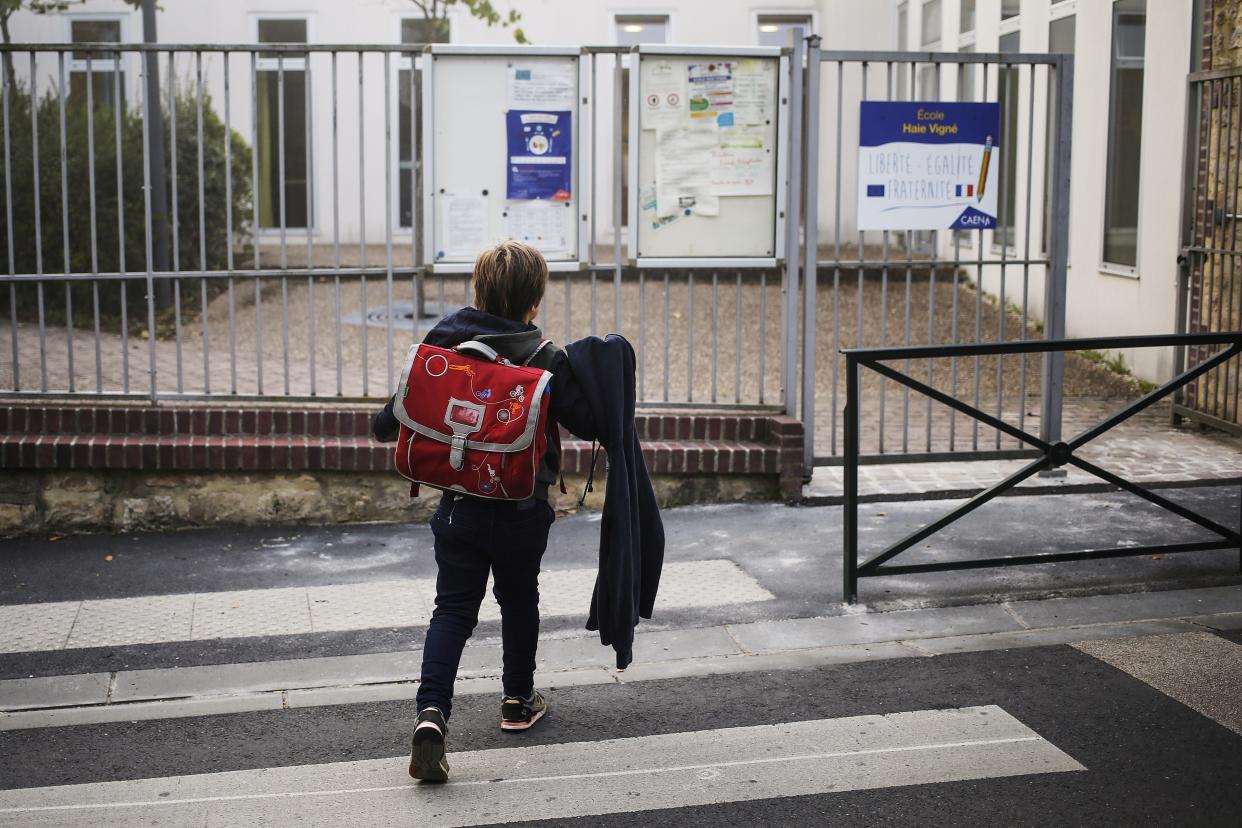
[{"xmin": 372, "ymin": 240, "xmax": 562, "ymax": 782}]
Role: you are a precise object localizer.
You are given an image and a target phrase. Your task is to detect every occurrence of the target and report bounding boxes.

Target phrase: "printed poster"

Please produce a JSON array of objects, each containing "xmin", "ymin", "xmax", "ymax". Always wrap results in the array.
[
  {"xmin": 731, "ymin": 59, "xmax": 775, "ymax": 125},
  {"xmin": 857, "ymin": 101, "xmax": 1000, "ymax": 230},
  {"xmin": 641, "ymin": 59, "xmax": 687, "ymax": 129},
  {"xmin": 506, "ymin": 110, "xmax": 572, "ymax": 201},
  {"xmin": 508, "ymin": 62, "xmax": 576, "ymax": 110},
  {"xmin": 441, "ymin": 193, "xmax": 489, "ymax": 258},
  {"xmin": 655, "ymin": 122, "xmax": 719, "ymax": 218},
  {"xmin": 687, "ymin": 61, "xmax": 734, "ymax": 122},
  {"xmin": 506, "ymin": 202, "xmax": 570, "ymax": 255}
]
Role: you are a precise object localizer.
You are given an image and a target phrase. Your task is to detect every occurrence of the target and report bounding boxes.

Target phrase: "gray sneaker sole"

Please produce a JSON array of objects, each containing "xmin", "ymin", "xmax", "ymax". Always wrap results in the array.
[{"xmin": 409, "ymin": 734, "xmax": 450, "ymax": 782}]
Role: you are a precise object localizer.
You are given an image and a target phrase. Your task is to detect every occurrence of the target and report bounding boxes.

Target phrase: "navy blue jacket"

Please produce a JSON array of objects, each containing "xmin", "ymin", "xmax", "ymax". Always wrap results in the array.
[{"xmin": 547, "ymin": 335, "xmax": 664, "ymax": 669}]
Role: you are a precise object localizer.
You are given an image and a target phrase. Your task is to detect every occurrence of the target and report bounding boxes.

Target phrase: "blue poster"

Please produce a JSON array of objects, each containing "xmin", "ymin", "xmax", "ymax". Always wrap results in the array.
[
  {"xmin": 506, "ymin": 110, "xmax": 573, "ymax": 201},
  {"xmin": 857, "ymin": 101, "xmax": 1000, "ymax": 230}
]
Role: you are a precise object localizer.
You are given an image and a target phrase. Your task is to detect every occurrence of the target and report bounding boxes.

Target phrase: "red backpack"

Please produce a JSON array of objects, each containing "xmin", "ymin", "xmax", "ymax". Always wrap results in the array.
[{"xmin": 393, "ymin": 339, "xmax": 554, "ymax": 500}]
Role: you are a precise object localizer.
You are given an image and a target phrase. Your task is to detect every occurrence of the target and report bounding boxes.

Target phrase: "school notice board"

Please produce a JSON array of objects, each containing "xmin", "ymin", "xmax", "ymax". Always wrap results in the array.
[
  {"xmin": 423, "ymin": 47, "xmax": 585, "ymax": 271},
  {"xmin": 857, "ymin": 101, "xmax": 1001, "ymax": 230},
  {"xmin": 630, "ymin": 47, "xmax": 786, "ymax": 266}
]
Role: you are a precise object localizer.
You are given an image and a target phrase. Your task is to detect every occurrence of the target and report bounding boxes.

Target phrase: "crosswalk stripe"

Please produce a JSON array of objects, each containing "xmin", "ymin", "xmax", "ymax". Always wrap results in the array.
[
  {"xmin": 0, "ymin": 559, "xmax": 773, "ymax": 654},
  {"xmin": 0, "ymin": 706, "xmax": 1083, "ymax": 826},
  {"xmin": 1073, "ymin": 632, "xmax": 1242, "ymax": 736}
]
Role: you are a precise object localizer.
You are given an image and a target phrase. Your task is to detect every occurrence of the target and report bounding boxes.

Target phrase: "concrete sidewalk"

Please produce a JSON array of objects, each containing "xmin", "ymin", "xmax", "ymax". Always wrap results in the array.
[{"xmin": 4, "ymin": 583, "xmax": 1239, "ymax": 730}]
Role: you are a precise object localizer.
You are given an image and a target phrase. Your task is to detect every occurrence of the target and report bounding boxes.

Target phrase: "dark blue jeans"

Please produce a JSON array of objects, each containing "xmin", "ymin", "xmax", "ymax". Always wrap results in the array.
[{"xmin": 416, "ymin": 492, "xmax": 554, "ymax": 720}]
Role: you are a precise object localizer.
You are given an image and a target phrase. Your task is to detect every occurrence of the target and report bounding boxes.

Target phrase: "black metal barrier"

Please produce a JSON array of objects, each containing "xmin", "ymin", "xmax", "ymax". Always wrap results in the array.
[{"xmin": 842, "ymin": 333, "xmax": 1242, "ymax": 604}]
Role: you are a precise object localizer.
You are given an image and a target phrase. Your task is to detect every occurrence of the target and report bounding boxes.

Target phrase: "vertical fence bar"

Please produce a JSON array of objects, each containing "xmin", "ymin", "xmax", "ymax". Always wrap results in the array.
[
  {"xmin": 277, "ymin": 55, "xmax": 291, "ymax": 395},
  {"xmin": 802, "ymin": 35, "xmax": 822, "ymax": 470},
  {"xmin": 830, "ymin": 61, "xmax": 843, "ymax": 455},
  {"xmin": 385, "ymin": 51, "xmax": 395, "ymax": 394},
  {"xmin": 901, "ymin": 63, "xmax": 914, "ymax": 454},
  {"xmin": 58, "ymin": 51, "xmax": 74, "ymax": 392},
  {"xmin": 877, "ymin": 62, "xmax": 892, "ymax": 454},
  {"xmin": 1019, "ymin": 63, "xmax": 1037, "ymax": 437},
  {"xmin": 170, "ymin": 52, "xmax": 183, "ymax": 394},
  {"xmin": 638, "ymin": 268, "xmax": 646, "ymax": 400},
  {"xmin": 115, "ymin": 51, "xmax": 129, "ymax": 393},
  {"xmin": 251, "ymin": 50, "xmax": 263, "ymax": 394},
  {"xmin": 332, "ymin": 51, "xmax": 342, "ymax": 397},
  {"xmin": 925, "ymin": 60, "xmax": 942, "ymax": 453},
  {"xmin": 140, "ymin": 47, "xmax": 159, "ymax": 401},
  {"xmin": 759, "ymin": 268, "xmax": 767, "ymax": 404},
  {"xmin": 973, "ymin": 63, "xmax": 989, "ymax": 450},
  {"xmin": 306, "ymin": 50, "xmax": 316, "ymax": 396},
  {"xmin": 4, "ymin": 54, "xmax": 17, "ymax": 390},
  {"xmin": 687, "ymin": 270, "xmax": 694, "ymax": 401},
  {"xmin": 197, "ymin": 51, "xmax": 210, "ymax": 394},
  {"xmin": 996, "ymin": 60, "xmax": 1014, "ymax": 448},
  {"xmin": 224, "ymin": 53, "xmax": 237, "ymax": 394},
  {"xmin": 359, "ymin": 53, "xmax": 369, "ymax": 397},
  {"xmin": 31, "ymin": 53, "xmax": 47, "ymax": 392},
  {"xmin": 1220, "ymin": 76, "xmax": 1240, "ymax": 420},
  {"xmin": 843, "ymin": 353, "xmax": 859, "ymax": 603},
  {"xmin": 1041, "ymin": 54, "xmax": 1073, "ymax": 446},
  {"xmin": 612, "ymin": 54, "xmax": 622, "ymax": 335},
  {"xmin": 85, "ymin": 52, "xmax": 101, "ymax": 391},
  {"xmin": 711, "ymin": 270, "xmax": 719, "ymax": 403},
  {"xmin": 734, "ymin": 270, "xmax": 742, "ymax": 404},
  {"xmin": 663, "ymin": 269, "xmax": 670, "ymax": 402},
  {"xmin": 782, "ymin": 32, "xmax": 805, "ymax": 417}
]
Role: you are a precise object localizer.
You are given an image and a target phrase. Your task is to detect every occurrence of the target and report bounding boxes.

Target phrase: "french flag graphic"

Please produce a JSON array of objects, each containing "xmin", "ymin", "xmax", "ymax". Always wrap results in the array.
[
  {"xmin": 955, "ymin": 184, "xmax": 975, "ymax": 197},
  {"xmin": 866, "ymin": 184, "xmax": 885, "ymax": 197}
]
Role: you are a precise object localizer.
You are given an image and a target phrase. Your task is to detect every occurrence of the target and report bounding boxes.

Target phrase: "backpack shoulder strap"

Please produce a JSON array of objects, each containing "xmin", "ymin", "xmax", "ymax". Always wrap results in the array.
[{"xmin": 522, "ymin": 338, "xmax": 554, "ymax": 367}]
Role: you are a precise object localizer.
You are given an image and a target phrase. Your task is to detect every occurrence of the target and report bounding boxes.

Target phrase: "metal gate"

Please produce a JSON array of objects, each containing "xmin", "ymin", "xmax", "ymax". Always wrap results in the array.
[
  {"xmin": 796, "ymin": 44, "xmax": 1073, "ymax": 469},
  {"xmin": 1175, "ymin": 65, "xmax": 1242, "ymax": 434}
]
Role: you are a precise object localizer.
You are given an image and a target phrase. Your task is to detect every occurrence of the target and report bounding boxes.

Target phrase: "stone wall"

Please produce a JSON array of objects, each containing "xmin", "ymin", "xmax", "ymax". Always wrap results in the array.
[{"xmin": 0, "ymin": 469, "xmax": 779, "ymax": 536}]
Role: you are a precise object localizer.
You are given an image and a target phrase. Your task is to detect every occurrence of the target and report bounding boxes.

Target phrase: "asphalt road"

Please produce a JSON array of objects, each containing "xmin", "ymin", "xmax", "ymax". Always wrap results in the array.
[{"xmin": 3, "ymin": 634, "xmax": 1241, "ymax": 825}]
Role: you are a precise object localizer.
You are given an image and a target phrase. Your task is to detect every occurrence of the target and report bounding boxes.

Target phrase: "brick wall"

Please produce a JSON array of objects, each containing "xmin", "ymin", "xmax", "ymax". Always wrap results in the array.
[{"xmin": 0, "ymin": 403, "xmax": 804, "ymax": 535}]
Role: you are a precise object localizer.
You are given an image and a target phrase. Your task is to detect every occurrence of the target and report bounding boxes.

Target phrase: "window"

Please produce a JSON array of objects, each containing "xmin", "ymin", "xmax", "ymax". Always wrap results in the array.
[
  {"xmin": 1043, "ymin": 14, "xmax": 1075, "ymax": 255},
  {"xmin": 616, "ymin": 15, "xmax": 669, "ymax": 225},
  {"xmin": 960, "ymin": 0, "xmax": 976, "ymax": 35},
  {"xmin": 256, "ymin": 18, "xmax": 311, "ymax": 230},
  {"xmin": 68, "ymin": 17, "xmax": 125, "ymax": 111},
  {"xmin": 615, "ymin": 15, "xmax": 668, "ymax": 47},
  {"xmin": 398, "ymin": 17, "xmax": 450, "ymax": 228},
  {"xmin": 995, "ymin": 31, "xmax": 1020, "ymax": 247},
  {"xmin": 757, "ymin": 14, "xmax": 813, "ymax": 48},
  {"xmin": 1102, "ymin": 0, "xmax": 1145, "ymax": 268},
  {"xmin": 1001, "ymin": 0, "xmax": 1021, "ymax": 20},
  {"xmin": 921, "ymin": 0, "xmax": 941, "ymax": 47}
]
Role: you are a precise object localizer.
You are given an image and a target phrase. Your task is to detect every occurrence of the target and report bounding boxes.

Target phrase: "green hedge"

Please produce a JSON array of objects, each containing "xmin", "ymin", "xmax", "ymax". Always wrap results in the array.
[{"xmin": 0, "ymin": 82, "xmax": 252, "ymax": 329}]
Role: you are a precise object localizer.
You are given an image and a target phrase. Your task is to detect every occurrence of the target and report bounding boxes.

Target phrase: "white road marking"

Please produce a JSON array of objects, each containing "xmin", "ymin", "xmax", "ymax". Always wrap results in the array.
[
  {"xmin": 0, "ymin": 559, "xmax": 773, "ymax": 654},
  {"xmin": 0, "ymin": 706, "xmax": 1083, "ymax": 827},
  {"xmin": 1074, "ymin": 632, "xmax": 1242, "ymax": 736}
]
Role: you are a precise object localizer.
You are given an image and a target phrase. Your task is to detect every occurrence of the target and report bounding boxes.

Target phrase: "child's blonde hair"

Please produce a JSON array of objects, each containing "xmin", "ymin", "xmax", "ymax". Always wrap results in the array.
[{"xmin": 471, "ymin": 240, "xmax": 549, "ymax": 322}]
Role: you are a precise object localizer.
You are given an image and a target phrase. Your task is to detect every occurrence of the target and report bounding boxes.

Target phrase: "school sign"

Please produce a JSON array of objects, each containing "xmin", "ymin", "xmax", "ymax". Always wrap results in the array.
[{"xmin": 857, "ymin": 101, "xmax": 1001, "ymax": 231}]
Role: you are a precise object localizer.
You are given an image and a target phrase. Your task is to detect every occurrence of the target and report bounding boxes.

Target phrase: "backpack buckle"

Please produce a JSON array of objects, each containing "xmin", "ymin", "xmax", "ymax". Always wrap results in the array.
[{"xmin": 449, "ymin": 434, "xmax": 468, "ymax": 471}]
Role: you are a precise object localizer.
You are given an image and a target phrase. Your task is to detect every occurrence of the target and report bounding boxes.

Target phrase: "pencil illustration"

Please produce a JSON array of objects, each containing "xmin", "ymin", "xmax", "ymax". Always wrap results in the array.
[{"xmin": 977, "ymin": 135, "xmax": 993, "ymax": 202}]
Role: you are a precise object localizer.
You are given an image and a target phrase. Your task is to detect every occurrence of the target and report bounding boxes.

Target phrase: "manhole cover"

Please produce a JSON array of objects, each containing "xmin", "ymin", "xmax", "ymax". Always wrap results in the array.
[{"xmin": 342, "ymin": 301, "xmax": 462, "ymax": 332}]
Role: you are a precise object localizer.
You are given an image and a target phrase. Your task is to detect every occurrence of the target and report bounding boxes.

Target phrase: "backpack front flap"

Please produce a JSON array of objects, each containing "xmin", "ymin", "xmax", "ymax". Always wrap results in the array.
[{"xmin": 392, "ymin": 342, "xmax": 552, "ymax": 498}]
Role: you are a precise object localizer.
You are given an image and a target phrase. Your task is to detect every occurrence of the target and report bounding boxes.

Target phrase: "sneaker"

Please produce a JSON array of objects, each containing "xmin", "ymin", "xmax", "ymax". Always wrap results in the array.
[
  {"xmin": 409, "ymin": 707, "xmax": 449, "ymax": 782},
  {"xmin": 500, "ymin": 691, "xmax": 548, "ymax": 732}
]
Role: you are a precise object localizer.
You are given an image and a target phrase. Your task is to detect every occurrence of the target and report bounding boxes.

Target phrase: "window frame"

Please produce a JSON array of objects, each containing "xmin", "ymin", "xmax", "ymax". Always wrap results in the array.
[
  {"xmin": 752, "ymin": 9, "xmax": 818, "ymax": 47},
  {"xmin": 1098, "ymin": 0, "xmax": 1146, "ymax": 277},
  {"xmin": 610, "ymin": 12, "xmax": 675, "ymax": 47},
  {"xmin": 251, "ymin": 13, "xmax": 316, "ymax": 233},
  {"xmin": 64, "ymin": 12, "xmax": 129, "ymax": 107}
]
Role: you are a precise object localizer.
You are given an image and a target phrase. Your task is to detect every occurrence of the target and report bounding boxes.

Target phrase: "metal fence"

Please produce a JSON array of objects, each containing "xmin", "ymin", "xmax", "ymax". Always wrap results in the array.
[
  {"xmin": 0, "ymin": 40, "xmax": 1079, "ymax": 472},
  {"xmin": 1176, "ymin": 65, "xmax": 1242, "ymax": 435},
  {"xmin": 800, "ymin": 46, "xmax": 1072, "ymax": 467},
  {"xmin": 0, "ymin": 42, "xmax": 788, "ymax": 409}
]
